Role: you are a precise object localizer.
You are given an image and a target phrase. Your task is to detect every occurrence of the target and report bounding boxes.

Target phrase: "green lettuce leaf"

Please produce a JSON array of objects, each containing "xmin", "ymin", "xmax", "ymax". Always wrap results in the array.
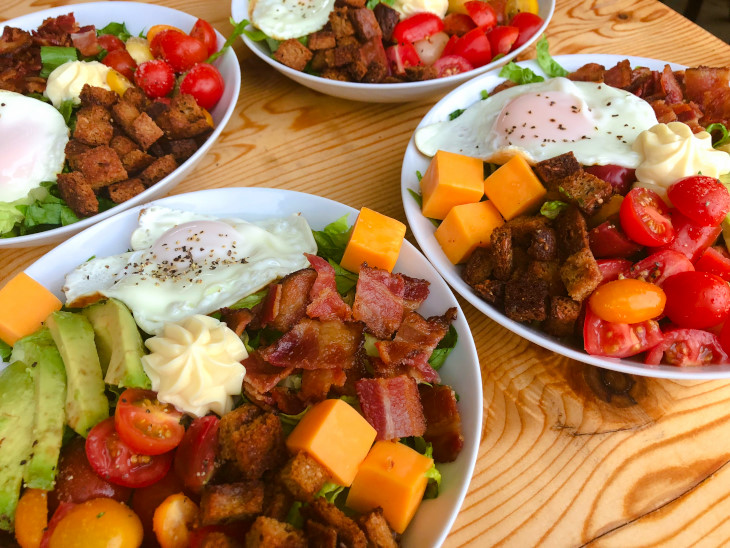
[
  {"xmin": 40, "ymin": 46, "xmax": 78, "ymax": 78},
  {"xmin": 229, "ymin": 287, "xmax": 269, "ymax": 310},
  {"xmin": 0, "ymin": 203, "xmax": 25, "ymax": 235},
  {"xmin": 536, "ymin": 36, "xmax": 567, "ymax": 78},
  {"xmin": 540, "ymin": 200, "xmax": 568, "ymax": 220},
  {"xmin": 208, "ymin": 18, "xmax": 256, "ymax": 63},
  {"xmin": 428, "ymin": 324, "xmax": 458, "ymax": 370},
  {"xmin": 0, "ymin": 340, "xmax": 11, "ymax": 361},
  {"xmin": 312, "ymin": 215, "xmax": 352, "ymax": 263},
  {"xmin": 329, "ymin": 259, "xmax": 358, "ymax": 295},
  {"xmin": 499, "ymin": 61, "xmax": 544, "ymax": 85},
  {"xmin": 97, "ymin": 22, "xmax": 132, "ymax": 41},
  {"xmin": 706, "ymin": 123, "xmax": 730, "ymax": 148},
  {"xmin": 315, "ymin": 482, "xmax": 346, "ymax": 505}
]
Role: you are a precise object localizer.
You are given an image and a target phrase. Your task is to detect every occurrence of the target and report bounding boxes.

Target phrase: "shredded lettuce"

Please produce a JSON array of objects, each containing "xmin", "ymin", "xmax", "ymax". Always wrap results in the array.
[
  {"xmin": 0, "ymin": 340, "xmax": 11, "ymax": 361},
  {"xmin": 56, "ymin": 99, "xmax": 77, "ymax": 127},
  {"xmin": 706, "ymin": 123, "xmax": 730, "ymax": 148},
  {"xmin": 536, "ymin": 36, "xmax": 567, "ymax": 78},
  {"xmin": 480, "ymin": 89, "xmax": 489, "ymax": 100},
  {"xmin": 499, "ymin": 61, "xmax": 544, "ymax": 85},
  {"xmin": 540, "ymin": 200, "xmax": 568, "ymax": 220},
  {"xmin": 229, "ymin": 287, "xmax": 268, "ymax": 310},
  {"xmin": 285, "ymin": 501, "xmax": 305, "ymax": 528},
  {"xmin": 97, "ymin": 22, "xmax": 131, "ymax": 41},
  {"xmin": 279, "ymin": 405, "xmax": 311, "ymax": 435},
  {"xmin": 401, "ymin": 437, "xmax": 442, "ymax": 499},
  {"xmin": 367, "ymin": 0, "xmax": 395, "ymax": 8},
  {"xmin": 315, "ymin": 482, "xmax": 346, "ymax": 505},
  {"xmin": 207, "ymin": 18, "xmax": 255, "ymax": 64},
  {"xmin": 408, "ymin": 189, "xmax": 440, "ymax": 228},
  {"xmin": 40, "ymin": 46, "xmax": 78, "ymax": 78},
  {"xmin": 0, "ymin": 182, "xmax": 81, "ymax": 237},
  {"xmin": 0, "ymin": 203, "xmax": 25, "ymax": 235},
  {"xmin": 312, "ymin": 215, "xmax": 352, "ymax": 263},
  {"xmin": 428, "ymin": 324, "xmax": 458, "ymax": 370},
  {"xmin": 329, "ymin": 259, "xmax": 358, "ymax": 295}
]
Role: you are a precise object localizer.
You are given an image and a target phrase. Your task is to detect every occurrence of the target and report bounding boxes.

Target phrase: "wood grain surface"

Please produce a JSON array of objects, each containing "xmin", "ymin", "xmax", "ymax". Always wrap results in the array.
[{"xmin": 2, "ymin": 0, "xmax": 730, "ymax": 546}]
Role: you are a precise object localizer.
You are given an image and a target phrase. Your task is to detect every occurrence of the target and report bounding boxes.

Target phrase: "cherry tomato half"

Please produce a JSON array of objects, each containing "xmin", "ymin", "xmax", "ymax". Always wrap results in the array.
[
  {"xmin": 157, "ymin": 30, "xmax": 208, "ymax": 72},
  {"xmin": 392, "ymin": 13, "xmax": 445, "ymax": 43},
  {"xmin": 464, "ymin": 0, "xmax": 498, "ymax": 30},
  {"xmin": 597, "ymin": 258, "xmax": 632, "ymax": 284},
  {"xmin": 625, "ymin": 249, "xmax": 694, "ymax": 287},
  {"xmin": 487, "ymin": 25, "xmax": 519, "ymax": 57},
  {"xmin": 584, "ymin": 165, "xmax": 636, "ymax": 196},
  {"xmin": 583, "ymin": 307, "xmax": 664, "ymax": 358},
  {"xmin": 134, "ymin": 59, "xmax": 175, "ymax": 99},
  {"xmin": 662, "ymin": 271, "xmax": 730, "ymax": 329},
  {"xmin": 97, "ymin": 34, "xmax": 125, "ymax": 52},
  {"xmin": 667, "ymin": 175, "xmax": 730, "ymax": 227},
  {"xmin": 588, "ymin": 278, "xmax": 666, "ymax": 324},
  {"xmin": 101, "ymin": 49, "xmax": 137, "ymax": 81},
  {"xmin": 510, "ymin": 11, "xmax": 543, "ymax": 48},
  {"xmin": 131, "ymin": 468, "xmax": 186, "ymax": 542},
  {"xmin": 180, "ymin": 63, "xmax": 225, "ymax": 110},
  {"xmin": 589, "ymin": 220, "xmax": 644, "ymax": 258},
  {"xmin": 645, "ymin": 328, "xmax": 729, "ymax": 366},
  {"xmin": 442, "ymin": 13, "xmax": 476, "ymax": 36},
  {"xmin": 433, "ymin": 54, "xmax": 474, "ymax": 77},
  {"xmin": 115, "ymin": 388, "xmax": 185, "ymax": 455},
  {"xmin": 696, "ymin": 246, "xmax": 730, "ymax": 281},
  {"xmin": 385, "ymin": 43, "xmax": 421, "ymax": 75},
  {"xmin": 174, "ymin": 415, "xmax": 219, "ymax": 494},
  {"xmin": 650, "ymin": 210, "xmax": 722, "ymax": 262},
  {"xmin": 451, "ymin": 28, "xmax": 492, "ymax": 68},
  {"xmin": 86, "ymin": 417, "xmax": 173, "ymax": 488},
  {"xmin": 190, "ymin": 18, "xmax": 218, "ymax": 57},
  {"xmin": 619, "ymin": 187, "xmax": 674, "ymax": 246}
]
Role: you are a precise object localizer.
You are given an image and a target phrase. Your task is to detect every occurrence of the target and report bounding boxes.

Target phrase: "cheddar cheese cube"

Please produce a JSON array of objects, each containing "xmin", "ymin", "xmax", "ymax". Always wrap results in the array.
[
  {"xmin": 419, "ymin": 150, "xmax": 485, "ymax": 220},
  {"xmin": 483, "ymin": 154, "xmax": 546, "ymax": 220},
  {"xmin": 346, "ymin": 440, "xmax": 433, "ymax": 534},
  {"xmin": 0, "ymin": 272, "xmax": 62, "ymax": 345},
  {"xmin": 340, "ymin": 207, "xmax": 406, "ymax": 273},
  {"xmin": 286, "ymin": 398, "xmax": 376, "ymax": 486},
  {"xmin": 435, "ymin": 200, "xmax": 504, "ymax": 264}
]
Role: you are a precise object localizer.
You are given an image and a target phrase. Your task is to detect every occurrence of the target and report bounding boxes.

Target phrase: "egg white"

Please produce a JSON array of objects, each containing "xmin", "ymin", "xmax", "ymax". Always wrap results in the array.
[
  {"xmin": 64, "ymin": 207, "xmax": 317, "ymax": 335},
  {"xmin": 0, "ymin": 90, "xmax": 69, "ymax": 203},
  {"xmin": 250, "ymin": 0, "xmax": 336, "ymax": 40},
  {"xmin": 415, "ymin": 77, "xmax": 659, "ymax": 168}
]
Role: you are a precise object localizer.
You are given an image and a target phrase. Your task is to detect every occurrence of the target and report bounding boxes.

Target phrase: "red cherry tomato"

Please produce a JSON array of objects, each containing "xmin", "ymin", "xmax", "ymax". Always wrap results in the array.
[
  {"xmin": 696, "ymin": 246, "xmax": 730, "ymax": 281},
  {"xmin": 49, "ymin": 437, "xmax": 132, "ymax": 512},
  {"xmin": 433, "ymin": 54, "xmax": 474, "ymax": 77},
  {"xmin": 442, "ymin": 13, "xmax": 477, "ymax": 36},
  {"xmin": 667, "ymin": 175, "xmax": 730, "ymax": 227},
  {"xmin": 174, "ymin": 415, "xmax": 219, "ymax": 494},
  {"xmin": 718, "ymin": 321, "xmax": 730, "ymax": 355},
  {"xmin": 510, "ymin": 11, "xmax": 544, "ymax": 48},
  {"xmin": 583, "ymin": 307, "xmax": 664, "ymax": 358},
  {"xmin": 488, "ymin": 0, "xmax": 509, "ymax": 24},
  {"xmin": 101, "ymin": 49, "xmax": 137, "ymax": 81},
  {"xmin": 180, "ymin": 63, "xmax": 225, "ymax": 110},
  {"xmin": 650, "ymin": 210, "xmax": 722, "ymax": 262},
  {"xmin": 97, "ymin": 34, "xmax": 125, "ymax": 52},
  {"xmin": 625, "ymin": 249, "xmax": 694, "ymax": 287},
  {"xmin": 392, "ymin": 13, "xmax": 445, "ymax": 43},
  {"xmin": 131, "ymin": 468, "xmax": 186, "ymax": 541},
  {"xmin": 662, "ymin": 271, "xmax": 730, "ymax": 329},
  {"xmin": 190, "ymin": 18, "xmax": 218, "ymax": 57},
  {"xmin": 385, "ymin": 43, "xmax": 421, "ymax": 74},
  {"xmin": 584, "ymin": 165, "xmax": 636, "ymax": 196},
  {"xmin": 134, "ymin": 59, "xmax": 175, "ymax": 99},
  {"xmin": 115, "ymin": 389, "xmax": 185, "ymax": 455},
  {"xmin": 619, "ymin": 187, "xmax": 674, "ymax": 246},
  {"xmin": 487, "ymin": 25, "xmax": 519, "ymax": 56},
  {"xmin": 645, "ymin": 328, "xmax": 728, "ymax": 366},
  {"xmin": 150, "ymin": 28, "xmax": 184, "ymax": 58},
  {"xmin": 597, "ymin": 258, "xmax": 632, "ymax": 284},
  {"xmin": 464, "ymin": 0, "xmax": 498, "ymax": 30},
  {"xmin": 588, "ymin": 220, "xmax": 644, "ymax": 258},
  {"xmin": 451, "ymin": 28, "xmax": 493, "ymax": 68},
  {"xmin": 157, "ymin": 30, "xmax": 209, "ymax": 72},
  {"xmin": 86, "ymin": 417, "xmax": 173, "ymax": 488},
  {"xmin": 588, "ymin": 278, "xmax": 666, "ymax": 324}
]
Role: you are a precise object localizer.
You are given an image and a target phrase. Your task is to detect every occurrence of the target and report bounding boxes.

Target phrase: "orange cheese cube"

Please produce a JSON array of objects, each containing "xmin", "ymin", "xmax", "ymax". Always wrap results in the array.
[
  {"xmin": 346, "ymin": 441, "xmax": 433, "ymax": 534},
  {"xmin": 434, "ymin": 200, "xmax": 504, "ymax": 264},
  {"xmin": 340, "ymin": 207, "xmax": 406, "ymax": 273},
  {"xmin": 483, "ymin": 154, "xmax": 546, "ymax": 220},
  {"xmin": 419, "ymin": 150, "xmax": 485, "ymax": 220},
  {"xmin": 286, "ymin": 398, "xmax": 376, "ymax": 486},
  {"xmin": 0, "ymin": 272, "xmax": 62, "ymax": 345}
]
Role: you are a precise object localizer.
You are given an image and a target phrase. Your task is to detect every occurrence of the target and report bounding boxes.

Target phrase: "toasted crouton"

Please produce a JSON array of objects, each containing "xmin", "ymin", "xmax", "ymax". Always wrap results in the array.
[
  {"xmin": 503, "ymin": 277, "xmax": 549, "ymax": 322},
  {"xmin": 166, "ymin": 138, "xmax": 198, "ymax": 163},
  {"xmin": 109, "ymin": 134, "xmax": 138, "ymax": 159},
  {"xmin": 348, "ymin": 8, "xmax": 382, "ymax": 41},
  {"xmin": 107, "ymin": 178, "xmax": 145, "ymax": 204},
  {"xmin": 302, "ymin": 498, "xmax": 367, "ymax": 548},
  {"xmin": 121, "ymin": 86, "xmax": 150, "ymax": 111},
  {"xmin": 544, "ymin": 296, "xmax": 581, "ymax": 337},
  {"xmin": 121, "ymin": 149, "xmax": 154, "ymax": 173},
  {"xmin": 111, "ymin": 99, "xmax": 140, "ymax": 133},
  {"xmin": 305, "ymin": 520, "xmax": 338, "ymax": 547},
  {"xmin": 200, "ymin": 481, "xmax": 264, "ymax": 525},
  {"xmin": 472, "ymin": 279, "xmax": 505, "ymax": 305},
  {"xmin": 358, "ymin": 508, "xmax": 397, "ymax": 548},
  {"xmin": 79, "ymin": 84, "xmax": 118, "ymax": 108},
  {"xmin": 554, "ymin": 170, "xmax": 614, "ymax": 216},
  {"xmin": 560, "ymin": 247, "xmax": 601, "ymax": 302},
  {"xmin": 554, "ymin": 206, "xmax": 590, "ymax": 259},
  {"xmin": 490, "ymin": 225, "xmax": 513, "ymax": 281},
  {"xmin": 197, "ymin": 531, "xmax": 237, "ymax": 548},
  {"xmin": 308, "ymin": 30, "xmax": 336, "ymax": 50},
  {"xmin": 528, "ymin": 227, "xmax": 558, "ymax": 261},
  {"xmin": 130, "ymin": 112, "xmax": 164, "ymax": 151},
  {"xmin": 246, "ymin": 516, "xmax": 307, "ymax": 548},
  {"xmin": 533, "ymin": 152, "xmax": 582, "ymax": 186},
  {"xmin": 139, "ymin": 154, "xmax": 177, "ymax": 186},
  {"xmin": 279, "ymin": 452, "xmax": 330, "ymax": 502},
  {"xmin": 65, "ymin": 139, "xmax": 91, "ymax": 171},
  {"xmin": 57, "ymin": 172, "xmax": 98, "ymax": 217},
  {"xmin": 329, "ymin": 7, "xmax": 356, "ymax": 39},
  {"xmin": 73, "ymin": 104, "xmax": 113, "ymax": 146},
  {"xmin": 76, "ymin": 145, "xmax": 128, "ymax": 189},
  {"xmin": 154, "ymin": 94, "xmax": 211, "ymax": 139}
]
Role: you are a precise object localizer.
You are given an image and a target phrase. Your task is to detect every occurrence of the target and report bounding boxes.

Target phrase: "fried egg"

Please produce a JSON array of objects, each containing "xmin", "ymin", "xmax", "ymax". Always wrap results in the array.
[
  {"xmin": 415, "ymin": 77, "xmax": 659, "ymax": 168},
  {"xmin": 64, "ymin": 207, "xmax": 317, "ymax": 335},
  {"xmin": 0, "ymin": 90, "xmax": 69, "ymax": 203},
  {"xmin": 249, "ymin": 0, "xmax": 336, "ymax": 40}
]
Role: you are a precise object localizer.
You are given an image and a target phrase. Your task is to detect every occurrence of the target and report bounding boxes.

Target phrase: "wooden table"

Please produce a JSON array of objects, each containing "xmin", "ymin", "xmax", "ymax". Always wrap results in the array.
[{"xmin": 3, "ymin": 0, "xmax": 730, "ymax": 545}]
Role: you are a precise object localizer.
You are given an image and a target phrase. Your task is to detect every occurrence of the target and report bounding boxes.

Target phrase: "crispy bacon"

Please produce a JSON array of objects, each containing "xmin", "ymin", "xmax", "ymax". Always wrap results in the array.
[
  {"xmin": 603, "ymin": 59, "xmax": 631, "ymax": 88},
  {"xmin": 33, "ymin": 14, "xmax": 77, "ymax": 47},
  {"xmin": 567, "ymin": 62, "xmax": 605, "ymax": 83},
  {"xmin": 70, "ymin": 25, "xmax": 100, "ymax": 57},
  {"xmin": 419, "ymin": 384, "xmax": 464, "ymax": 463},
  {"xmin": 651, "ymin": 100, "xmax": 678, "ymax": 124},
  {"xmin": 402, "ymin": 275, "xmax": 430, "ymax": 313},
  {"xmin": 0, "ymin": 26, "xmax": 32, "ymax": 56},
  {"xmin": 271, "ymin": 387, "xmax": 308, "ymax": 415},
  {"xmin": 267, "ymin": 269, "xmax": 317, "ymax": 332},
  {"xmin": 259, "ymin": 283, "xmax": 282, "ymax": 328},
  {"xmin": 259, "ymin": 318, "xmax": 363, "ymax": 370},
  {"xmin": 700, "ymin": 87, "xmax": 730, "ymax": 127},
  {"xmin": 301, "ymin": 368, "xmax": 347, "ymax": 402},
  {"xmin": 0, "ymin": 27, "xmax": 42, "ymax": 93},
  {"xmin": 305, "ymin": 254, "xmax": 352, "ymax": 321},
  {"xmin": 683, "ymin": 66, "xmax": 730, "ymax": 105},
  {"xmin": 242, "ymin": 350, "xmax": 295, "ymax": 394},
  {"xmin": 660, "ymin": 64, "xmax": 683, "ymax": 104},
  {"xmin": 673, "ymin": 101, "xmax": 706, "ymax": 132},
  {"xmin": 626, "ymin": 67, "xmax": 654, "ymax": 97},
  {"xmin": 219, "ymin": 308, "xmax": 254, "ymax": 336},
  {"xmin": 355, "ymin": 376, "xmax": 426, "ymax": 441}
]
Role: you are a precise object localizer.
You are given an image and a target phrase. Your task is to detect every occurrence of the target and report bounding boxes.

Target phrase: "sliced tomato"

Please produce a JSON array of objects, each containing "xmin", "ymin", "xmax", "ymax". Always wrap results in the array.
[
  {"xmin": 433, "ymin": 54, "xmax": 474, "ymax": 77},
  {"xmin": 86, "ymin": 417, "xmax": 173, "ymax": 488},
  {"xmin": 115, "ymin": 389, "xmax": 184, "ymax": 455},
  {"xmin": 442, "ymin": 35, "xmax": 459, "ymax": 57},
  {"xmin": 510, "ymin": 11, "xmax": 544, "ymax": 48},
  {"xmin": 385, "ymin": 43, "xmax": 421, "ymax": 74},
  {"xmin": 190, "ymin": 18, "xmax": 218, "ymax": 56},
  {"xmin": 392, "ymin": 13, "xmax": 445, "ymax": 43},
  {"xmin": 597, "ymin": 258, "xmax": 632, "ymax": 284},
  {"xmin": 583, "ymin": 307, "xmax": 664, "ymax": 358},
  {"xmin": 97, "ymin": 34, "xmax": 125, "ymax": 53},
  {"xmin": 650, "ymin": 210, "xmax": 722, "ymax": 262},
  {"xmin": 101, "ymin": 49, "xmax": 137, "ymax": 81},
  {"xmin": 667, "ymin": 175, "xmax": 730, "ymax": 227},
  {"xmin": 696, "ymin": 246, "xmax": 730, "ymax": 281},
  {"xmin": 645, "ymin": 328, "xmax": 728, "ymax": 365},
  {"xmin": 619, "ymin": 187, "xmax": 674, "ymax": 246},
  {"xmin": 464, "ymin": 0, "xmax": 498, "ymax": 30},
  {"xmin": 451, "ymin": 28, "xmax": 492, "ymax": 68},
  {"xmin": 662, "ymin": 271, "xmax": 730, "ymax": 329},
  {"xmin": 487, "ymin": 25, "xmax": 518, "ymax": 56},
  {"xmin": 625, "ymin": 249, "xmax": 694, "ymax": 287},
  {"xmin": 442, "ymin": 13, "xmax": 477, "ymax": 36},
  {"xmin": 584, "ymin": 165, "xmax": 636, "ymax": 196},
  {"xmin": 589, "ymin": 220, "xmax": 644, "ymax": 258},
  {"xmin": 174, "ymin": 415, "xmax": 219, "ymax": 494}
]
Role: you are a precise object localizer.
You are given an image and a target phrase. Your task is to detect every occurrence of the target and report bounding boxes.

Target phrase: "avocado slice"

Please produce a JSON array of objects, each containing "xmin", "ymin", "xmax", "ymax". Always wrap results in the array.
[
  {"xmin": 46, "ymin": 311, "xmax": 108, "ymax": 437},
  {"xmin": 11, "ymin": 328, "xmax": 67, "ymax": 490},
  {"xmin": 0, "ymin": 361, "xmax": 35, "ymax": 531},
  {"xmin": 82, "ymin": 298, "xmax": 151, "ymax": 389}
]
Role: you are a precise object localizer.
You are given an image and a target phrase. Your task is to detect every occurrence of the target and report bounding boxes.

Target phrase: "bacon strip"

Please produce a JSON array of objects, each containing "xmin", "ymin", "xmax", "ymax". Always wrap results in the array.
[
  {"xmin": 301, "ymin": 368, "xmax": 347, "ymax": 402},
  {"xmin": 355, "ymin": 376, "xmax": 426, "ymax": 441},
  {"xmin": 419, "ymin": 384, "xmax": 464, "ymax": 463},
  {"xmin": 402, "ymin": 275, "xmax": 430, "ymax": 313},
  {"xmin": 242, "ymin": 350, "xmax": 295, "ymax": 394},
  {"xmin": 33, "ymin": 14, "xmax": 77, "ymax": 47},
  {"xmin": 70, "ymin": 26, "xmax": 100, "ymax": 57},
  {"xmin": 267, "ymin": 269, "xmax": 317, "ymax": 332},
  {"xmin": 259, "ymin": 318, "xmax": 363, "ymax": 370},
  {"xmin": 219, "ymin": 307, "xmax": 254, "ymax": 336},
  {"xmin": 683, "ymin": 66, "xmax": 730, "ymax": 105},
  {"xmin": 305, "ymin": 254, "xmax": 352, "ymax": 321},
  {"xmin": 660, "ymin": 64, "xmax": 683, "ymax": 104},
  {"xmin": 603, "ymin": 59, "xmax": 631, "ymax": 88}
]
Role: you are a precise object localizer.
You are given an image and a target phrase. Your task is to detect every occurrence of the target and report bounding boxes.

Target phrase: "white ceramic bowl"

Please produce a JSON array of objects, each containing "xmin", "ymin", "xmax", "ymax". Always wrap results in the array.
[
  {"xmin": 0, "ymin": 2, "xmax": 241, "ymax": 248},
  {"xmin": 24, "ymin": 187, "xmax": 483, "ymax": 547},
  {"xmin": 401, "ymin": 53, "xmax": 730, "ymax": 380},
  {"xmin": 230, "ymin": 0, "xmax": 554, "ymax": 102}
]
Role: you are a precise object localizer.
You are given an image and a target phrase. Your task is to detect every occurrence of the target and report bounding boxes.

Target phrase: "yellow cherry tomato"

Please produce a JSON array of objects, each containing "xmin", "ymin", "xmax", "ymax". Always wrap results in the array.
[
  {"xmin": 589, "ymin": 278, "xmax": 666, "ymax": 324},
  {"xmin": 505, "ymin": 0, "xmax": 539, "ymax": 18},
  {"xmin": 106, "ymin": 68, "xmax": 133, "ymax": 97},
  {"xmin": 153, "ymin": 493, "xmax": 199, "ymax": 548},
  {"xmin": 15, "ymin": 489, "xmax": 48, "ymax": 548},
  {"xmin": 125, "ymin": 37, "xmax": 154, "ymax": 65},
  {"xmin": 48, "ymin": 498, "xmax": 143, "ymax": 548},
  {"xmin": 448, "ymin": 0, "xmax": 469, "ymax": 15},
  {"xmin": 146, "ymin": 24, "xmax": 184, "ymax": 44}
]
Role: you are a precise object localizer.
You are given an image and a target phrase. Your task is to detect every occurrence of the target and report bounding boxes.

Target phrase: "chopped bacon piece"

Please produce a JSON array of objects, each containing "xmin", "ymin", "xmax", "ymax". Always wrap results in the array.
[
  {"xmin": 0, "ymin": 26, "xmax": 32, "ymax": 55},
  {"xmin": 305, "ymin": 254, "xmax": 352, "ymax": 321},
  {"xmin": 219, "ymin": 307, "xmax": 254, "ymax": 336},
  {"xmin": 353, "ymin": 265, "xmax": 405, "ymax": 339},
  {"xmin": 402, "ymin": 275, "xmax": 430, "ymax": 313},
  {"xmin": 700, "ymin": 87, "xmax": 730, "ymax": 127},
  {"xmin": 650, "ymin": 100, "xmax": 678, "ymax": 124},
  {"xmin": 660, "ymin": 64, "xmax": 683, "ymax": 104},
  {"xmin": 271, "ymin": 387, "xmax": 308, "ymax": 415},
  {"xmin": 355, "ymin": 376, "xmax": 426, "ymax": 441},
  {"xmin": 243, "ymin": 350, "xmax": 295, "ymax": 394},
  {"xmin": 259, "ymin": 318, "xmax": 363, "ymax": 370},
  {"xmin": 33, "ymin": 14, "xmax": 77, "ymax": 47},
  {"xmin": 672, "ymin": 101, "xmax": 705, "ymax": 132},
  {"xmin": 567, "ymin": 63, "xmax": 605, "ymax": 83},
  {"xmin": 267, "ymin": 269, "xmax": 317, "ymax": 332},
  {"xmin": 684, "ymin": 66, "xmax": 730, "ymax": 105},
  {"xmin": 603, "ymin": 59, "xmax": 631, "ymax": 89},
  {"xmin": 419, "ymin": 384, "xmax": 464, "ymax": 463},
  {"xmin": 301, "ymin": 368, "xmax": 347, "ymax": 402},
  {"xmin": 260, "ymin": 283, "xmax": 282, "ymax": 328},
  {"xmin": 626, "ymin": 67, "xmax": 654, "ymax": 97},
  {"xmin": 70, "ymin": 25, "xmax": 100, "ymax": 57}
]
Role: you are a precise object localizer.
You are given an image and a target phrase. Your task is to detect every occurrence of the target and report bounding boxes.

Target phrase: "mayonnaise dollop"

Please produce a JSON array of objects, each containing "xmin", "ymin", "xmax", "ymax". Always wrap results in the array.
[
  {"xmin": 392, "ymin": 0, "xmax": 448, "ymax": 19},
  {"xmin": 633, "ymin": 122, "xmax": 730, "ymax": 201},
  {"xmin": 45, "ymin": 60, "xmax": 112, "ymax": 108},
  {"xmin": 141, "ymin": 314, "xmax": 247, "ymax": 417}
]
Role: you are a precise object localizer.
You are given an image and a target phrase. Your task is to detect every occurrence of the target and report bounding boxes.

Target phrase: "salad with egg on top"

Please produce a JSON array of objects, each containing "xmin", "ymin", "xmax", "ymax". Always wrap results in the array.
[{"xmin": 0, "ymin": 206, "xmax": 462, "ymax": 546}]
